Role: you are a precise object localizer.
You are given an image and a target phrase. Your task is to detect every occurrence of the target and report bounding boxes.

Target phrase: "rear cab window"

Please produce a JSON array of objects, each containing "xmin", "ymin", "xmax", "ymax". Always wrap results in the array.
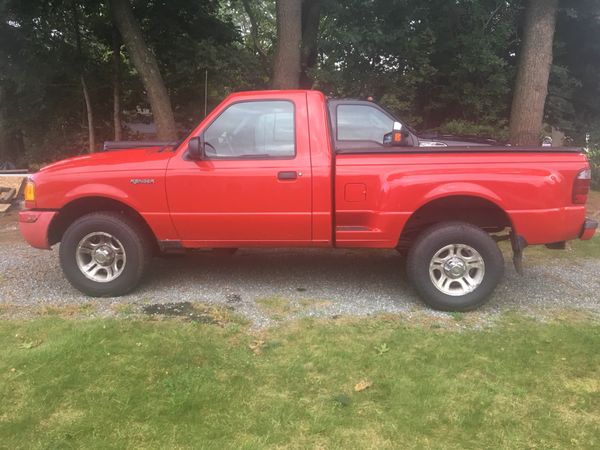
[
  {"xmin": 337, "ymin": 104, "xmax": 394, "ymax": 143},
  {"xmin": 328, "ymin": 100, "xmax": 416, "ymax": 151}
]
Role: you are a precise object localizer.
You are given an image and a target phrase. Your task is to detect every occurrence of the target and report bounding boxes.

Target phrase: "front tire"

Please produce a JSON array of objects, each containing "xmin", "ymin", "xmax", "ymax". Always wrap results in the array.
[
  {"xmin": 59, "ymin": 212, "xmax": 152, "ymax": 297},
  {"xmin": 406, "ymin": 222, "xmax": 504, "ymax": 311}
]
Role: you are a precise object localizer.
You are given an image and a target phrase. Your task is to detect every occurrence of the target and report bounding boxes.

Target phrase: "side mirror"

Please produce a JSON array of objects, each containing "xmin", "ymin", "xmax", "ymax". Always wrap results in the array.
[
  {"xmin": 383, "ymin": 121, "xmax": 410, "ymax": 147},
  {"xmin": 187, "ymin": 136, "xmax": 205, "ymax": 160}
]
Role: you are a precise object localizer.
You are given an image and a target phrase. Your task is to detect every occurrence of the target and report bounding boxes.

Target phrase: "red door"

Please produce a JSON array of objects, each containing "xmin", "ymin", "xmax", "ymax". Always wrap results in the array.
[{"xmin": 166, "ymin": 92, "xmax": 312, "ymax": 246}]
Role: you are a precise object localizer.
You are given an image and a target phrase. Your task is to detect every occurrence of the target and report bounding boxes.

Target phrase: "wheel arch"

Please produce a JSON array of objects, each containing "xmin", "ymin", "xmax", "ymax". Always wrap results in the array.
[
  {"xmin": 398, "ymin": 194, "xmax": 515, "ymax": 248},
  {"xmin": 48, "ymin": 196, "xmax": 158, "ymax": 250}
]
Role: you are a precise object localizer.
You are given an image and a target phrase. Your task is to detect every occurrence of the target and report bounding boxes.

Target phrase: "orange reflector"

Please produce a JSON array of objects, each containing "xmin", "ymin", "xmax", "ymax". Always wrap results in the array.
[{"xmin": 24, "ymin": 180, "xmax": 35, "ymax": 202}]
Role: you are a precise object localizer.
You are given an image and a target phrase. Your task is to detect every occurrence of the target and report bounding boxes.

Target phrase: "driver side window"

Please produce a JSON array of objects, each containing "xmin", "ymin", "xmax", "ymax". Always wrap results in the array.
[{"xmin": 204, "ymin": 101, "xmax": 295, "ymax": 159}]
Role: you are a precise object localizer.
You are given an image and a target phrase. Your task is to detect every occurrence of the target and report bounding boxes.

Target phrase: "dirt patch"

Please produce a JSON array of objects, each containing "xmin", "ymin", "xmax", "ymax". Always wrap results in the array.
[
  {"xmin": 255, "ymin": 297, "xmax": 297, "ymax": 318},
  {"xmin": 142, "ymin": 301, "xmax": 241, "ymax": 325},
  {"xmin": 586, "ymin": 191, "xmax": 600, "ymax": 220},
  {"xmin": 0, "ymin": 210, "xmax": 21, "ymax": 244},
  {"xmin": 36, "ymin": 304, "xmax": 97, "ymax": 317}
]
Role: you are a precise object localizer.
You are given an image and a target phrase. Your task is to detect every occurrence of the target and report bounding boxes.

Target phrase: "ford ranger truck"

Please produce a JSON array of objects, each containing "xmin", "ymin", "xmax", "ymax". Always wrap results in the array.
[{"xmin": 19, "ymin": 90, "xmax": 597, "ymax": 311}]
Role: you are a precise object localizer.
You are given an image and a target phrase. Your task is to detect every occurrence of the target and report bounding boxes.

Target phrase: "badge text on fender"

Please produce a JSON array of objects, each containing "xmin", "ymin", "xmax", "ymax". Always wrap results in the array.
[{"xmin": 130, "ymin": 178, "xmax": 155, "ymax": 185}]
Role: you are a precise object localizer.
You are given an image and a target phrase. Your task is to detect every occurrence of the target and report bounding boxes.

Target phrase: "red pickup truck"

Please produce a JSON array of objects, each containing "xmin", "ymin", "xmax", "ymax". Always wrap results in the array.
[{"xmin": 19, "ymin": 90, "xmax": 597, "ymax": 311}]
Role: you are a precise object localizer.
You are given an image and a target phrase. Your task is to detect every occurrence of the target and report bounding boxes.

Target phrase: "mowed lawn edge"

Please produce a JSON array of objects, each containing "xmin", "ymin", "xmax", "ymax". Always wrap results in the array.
[{"xmin": 0, "ymin": 314, "xmax": 599, "ymax": 449}]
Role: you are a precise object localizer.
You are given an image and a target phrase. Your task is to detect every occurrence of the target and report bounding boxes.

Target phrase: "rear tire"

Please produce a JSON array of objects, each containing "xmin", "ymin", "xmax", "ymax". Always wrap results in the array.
[
  {"xmin": 59, "ymin": 212, "xmax": 152, "ymax": 297},
  {"xmin": 406, "ymin": 222, "xmax": 504, "ymax": 311}
]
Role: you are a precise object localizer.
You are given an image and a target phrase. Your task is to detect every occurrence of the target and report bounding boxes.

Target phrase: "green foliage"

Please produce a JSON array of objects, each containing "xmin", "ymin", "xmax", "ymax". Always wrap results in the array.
[
  {"xmin": 449, "ymin": 311, "xmax": 464, "ymax": 322},
  {"xmin": 546, "ymin": 0, "xmax": 600, "ymax": 146},
  {"xmin": 587, "ymin": 143, "xmax": 600, "ymax": 190},
  {"xmin": 130, "ymin": 0, "xmax": 267, "ymax": 123},
  {"xmin": 414, "ymin": 0, "xmax": 522, "ymax": 128},
  {"xmin": 1, "ymin": 0, "xmax": 600, "ymax": 165},
  {"xmin": 1, "ymin": 315, "xmax": 600, "ymax": 447},
  {"xmin": 580, "ymin": 125, "xmax": 600, "ymax": 190},
  {"xmin": 437, "ymin": 119, "xmax": 509, "ymax": 142},
  {"xmin": 0, "ymin": 0, "xmax": 265, "ymax": 164},
  {"xmin": 313, "ymin": 0, "xmax": 523, "ymax": 129},
  {"xmin": 315, "ymin": 0, "xmax": 438, "ymax": 126},
  {"xmin": 374, "ymin": 342, "xmax": 390, "ymax": 355}
]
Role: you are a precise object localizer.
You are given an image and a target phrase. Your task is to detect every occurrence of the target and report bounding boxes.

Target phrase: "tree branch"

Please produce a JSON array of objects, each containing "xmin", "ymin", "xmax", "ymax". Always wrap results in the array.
[
  {"xmin": 484, "ymin": 2, "xmax": 505, "ymax": 31},
  {"xmin": 241, "ymin": 0, "xmax": 270, "ymax": 72}
]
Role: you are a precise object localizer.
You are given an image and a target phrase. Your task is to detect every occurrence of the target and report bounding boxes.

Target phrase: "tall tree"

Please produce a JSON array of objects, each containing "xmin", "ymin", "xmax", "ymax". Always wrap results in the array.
[
  {"xmin": 272, "ymin": 0, "xmax": 302, "ymax": 89},
  {"xmin": 0, "ymin": 84, "xmax": 10, "ymax": 162},
  {"xmin": 509, "ymin": 0, "xmax": 559, "ymax": 145},
  {"xmin": 72, "ymin": 1, "xmax": 95, "ymax": 153},
  {"xmin": 299, "ymin": 0, "xmax": 321, "ymax": 88},
  {"xmin": 112, "ymin": 27, "xmax": 122, "ymax": 141},
  {"xmin": 109, "ymin": 0, "xmax": 177, "ymax": 140},
  {"xmin": 545, "ymin": 0, "xmax": 600, "ymax": 139}
]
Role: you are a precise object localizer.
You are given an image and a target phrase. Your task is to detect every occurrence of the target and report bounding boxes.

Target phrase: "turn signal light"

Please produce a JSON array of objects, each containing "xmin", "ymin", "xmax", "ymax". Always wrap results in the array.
[
  {"xmin": 573, "ymin": 168, "xmax": 591, "ymax": 204},
  {"xmin": 24, "ymin": 180, "xmax": 36, "ymax": 207}
]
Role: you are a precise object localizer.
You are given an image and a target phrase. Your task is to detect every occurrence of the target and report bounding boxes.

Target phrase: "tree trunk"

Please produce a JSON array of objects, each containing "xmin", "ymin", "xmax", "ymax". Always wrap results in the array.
[
  {"xmin": 509, "ymin": 0, "xmax": 558, "ymax": 146},
  {"xmin": 0, "ymin": 84, "xmax": 24, "ymax": 163},
  {"xmin": 272, "ymin": 0, "xmax": 302, "ymax": 89},
  {"xmin": 72, "ymin": 1, "xmax": 95, "ymax": 153},
  {"xmin": 81, "ymin": 75, "xmax": 95, "ymax": 153},
  {"xmin": 300, "ymin": 0, "xmax": 321, "ymax": 89},
  {"xmin": 0, "ymin": 84, "xmax": 8, "ymax": 162},
  {"xmin": 110, "ymin": 0, "xmax": 177, "ymax": 140},
  {"xmin": 112, "ymin": 27, "xmax": 123, "ymax": 141}
]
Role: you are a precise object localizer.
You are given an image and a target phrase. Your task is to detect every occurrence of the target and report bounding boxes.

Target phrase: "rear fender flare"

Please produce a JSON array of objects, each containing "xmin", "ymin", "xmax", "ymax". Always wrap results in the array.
[{"xmin": 418, "ymin": 182, "xmax": 506, "ymax": 210}]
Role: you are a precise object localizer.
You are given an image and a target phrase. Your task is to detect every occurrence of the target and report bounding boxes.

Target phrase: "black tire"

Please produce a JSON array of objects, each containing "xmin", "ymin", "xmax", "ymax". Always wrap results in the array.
[
  {"xmin": 59, "ymin": 211, "xmax": 153, "ymax": 297},
  {"xmin": 406, "ymin": 222, "xmax": 504, "ymax": 311}
]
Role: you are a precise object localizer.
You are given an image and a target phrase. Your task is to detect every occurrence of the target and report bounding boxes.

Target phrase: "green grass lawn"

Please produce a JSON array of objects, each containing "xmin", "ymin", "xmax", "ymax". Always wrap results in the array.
[
  {"xmin": 497, "ymin": 233, "xmax": 600, "ymax": 262},
  {"xmin": 1, "ymin": 315, "xmax": 599, "ymax": 449},
  {"xmin": 566, "ymin": 234, "xmax": 600, "ymax": 258}
]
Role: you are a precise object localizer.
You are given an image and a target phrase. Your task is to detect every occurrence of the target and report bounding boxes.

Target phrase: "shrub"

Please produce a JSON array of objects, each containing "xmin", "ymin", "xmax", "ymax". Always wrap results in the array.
[
  {"xmin": 437, "ymin": 119, "xmax": 509, "ymax": 142},
  {"xmin": 588, "ymin": 147, "xmax": 600, "ymax": 191}
]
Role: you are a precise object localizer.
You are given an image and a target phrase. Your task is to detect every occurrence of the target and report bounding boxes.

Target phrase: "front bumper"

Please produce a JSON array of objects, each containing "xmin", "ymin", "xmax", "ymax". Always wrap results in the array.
[
  {"xmin": 579, "ymin": 218, "xmax": 598, "ymax": 241},
  {"xmin": 18, "ymin": 210, "xmax": 57, "ymax": 249}
]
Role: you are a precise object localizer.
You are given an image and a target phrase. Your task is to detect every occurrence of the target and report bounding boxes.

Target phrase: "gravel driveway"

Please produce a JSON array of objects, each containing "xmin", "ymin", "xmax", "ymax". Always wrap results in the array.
[{"xmin": 1, "ymin": 212, "xmax": 599, "ymax": 327}]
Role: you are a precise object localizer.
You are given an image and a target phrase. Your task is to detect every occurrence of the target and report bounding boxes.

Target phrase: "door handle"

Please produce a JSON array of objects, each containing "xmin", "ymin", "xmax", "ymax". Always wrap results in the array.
[{"xmin": 277, "ymin": 171, "xmax": 297, "ymax": 180}]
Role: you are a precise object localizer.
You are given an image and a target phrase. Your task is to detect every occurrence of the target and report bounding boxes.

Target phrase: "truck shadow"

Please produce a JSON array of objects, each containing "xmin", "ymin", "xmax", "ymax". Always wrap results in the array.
[{"xmin": 140, "ymin": 248, "xmax": 416, "ymax": 305}]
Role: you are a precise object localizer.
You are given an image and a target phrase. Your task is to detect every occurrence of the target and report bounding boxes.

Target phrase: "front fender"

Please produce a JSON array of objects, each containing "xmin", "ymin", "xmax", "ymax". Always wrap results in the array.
[{"xmin": 61, "ymin": 183, "xmax": 137, "ymax": 209}]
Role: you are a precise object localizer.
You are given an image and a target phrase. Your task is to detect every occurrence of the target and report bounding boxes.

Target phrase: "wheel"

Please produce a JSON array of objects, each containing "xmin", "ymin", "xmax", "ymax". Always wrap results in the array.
[
  {"xmin": 406, "ymin": 222, "xmax": 504, "ymax": 311},
  {"xmin": 59, "ymin": 212, "xmax": 152, "ymax": 297}
]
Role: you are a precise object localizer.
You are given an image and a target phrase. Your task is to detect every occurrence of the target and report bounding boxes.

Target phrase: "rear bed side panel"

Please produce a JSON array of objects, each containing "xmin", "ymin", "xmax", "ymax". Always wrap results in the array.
[{"xmin": 334, "ymin": 152, "xmax": 589, "ymax": 247}]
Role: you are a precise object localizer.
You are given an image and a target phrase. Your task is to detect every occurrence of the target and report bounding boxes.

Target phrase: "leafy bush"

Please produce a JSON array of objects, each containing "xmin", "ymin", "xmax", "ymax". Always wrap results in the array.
[
  {"xmin": 583, "ymin": 126, "xmax": 600, "ymax": 190},
  {"xmin": 588, "ymin": 147, "xmax": 600, "ymax": 191},
  {"xmin": 437, "ymin": 119, "xmax": 509, "ymax": 142}
]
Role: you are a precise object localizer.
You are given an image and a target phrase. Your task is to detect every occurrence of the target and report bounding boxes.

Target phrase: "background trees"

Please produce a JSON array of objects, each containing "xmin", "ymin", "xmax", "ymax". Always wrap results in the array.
[
  {"xmin": 0, "ymin": 0, "xmax": 599, "ymax": 166},
  {"xmin": 509, "ymin": 0, "xmax": 558, "ymax": 145},
  {"xmin": 109, "ymin": 0, "xmax": 177, "ymax": 140},
  {"xmin": 271, "ymin": 0, "xmax": 302, "ymax": 89}
]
